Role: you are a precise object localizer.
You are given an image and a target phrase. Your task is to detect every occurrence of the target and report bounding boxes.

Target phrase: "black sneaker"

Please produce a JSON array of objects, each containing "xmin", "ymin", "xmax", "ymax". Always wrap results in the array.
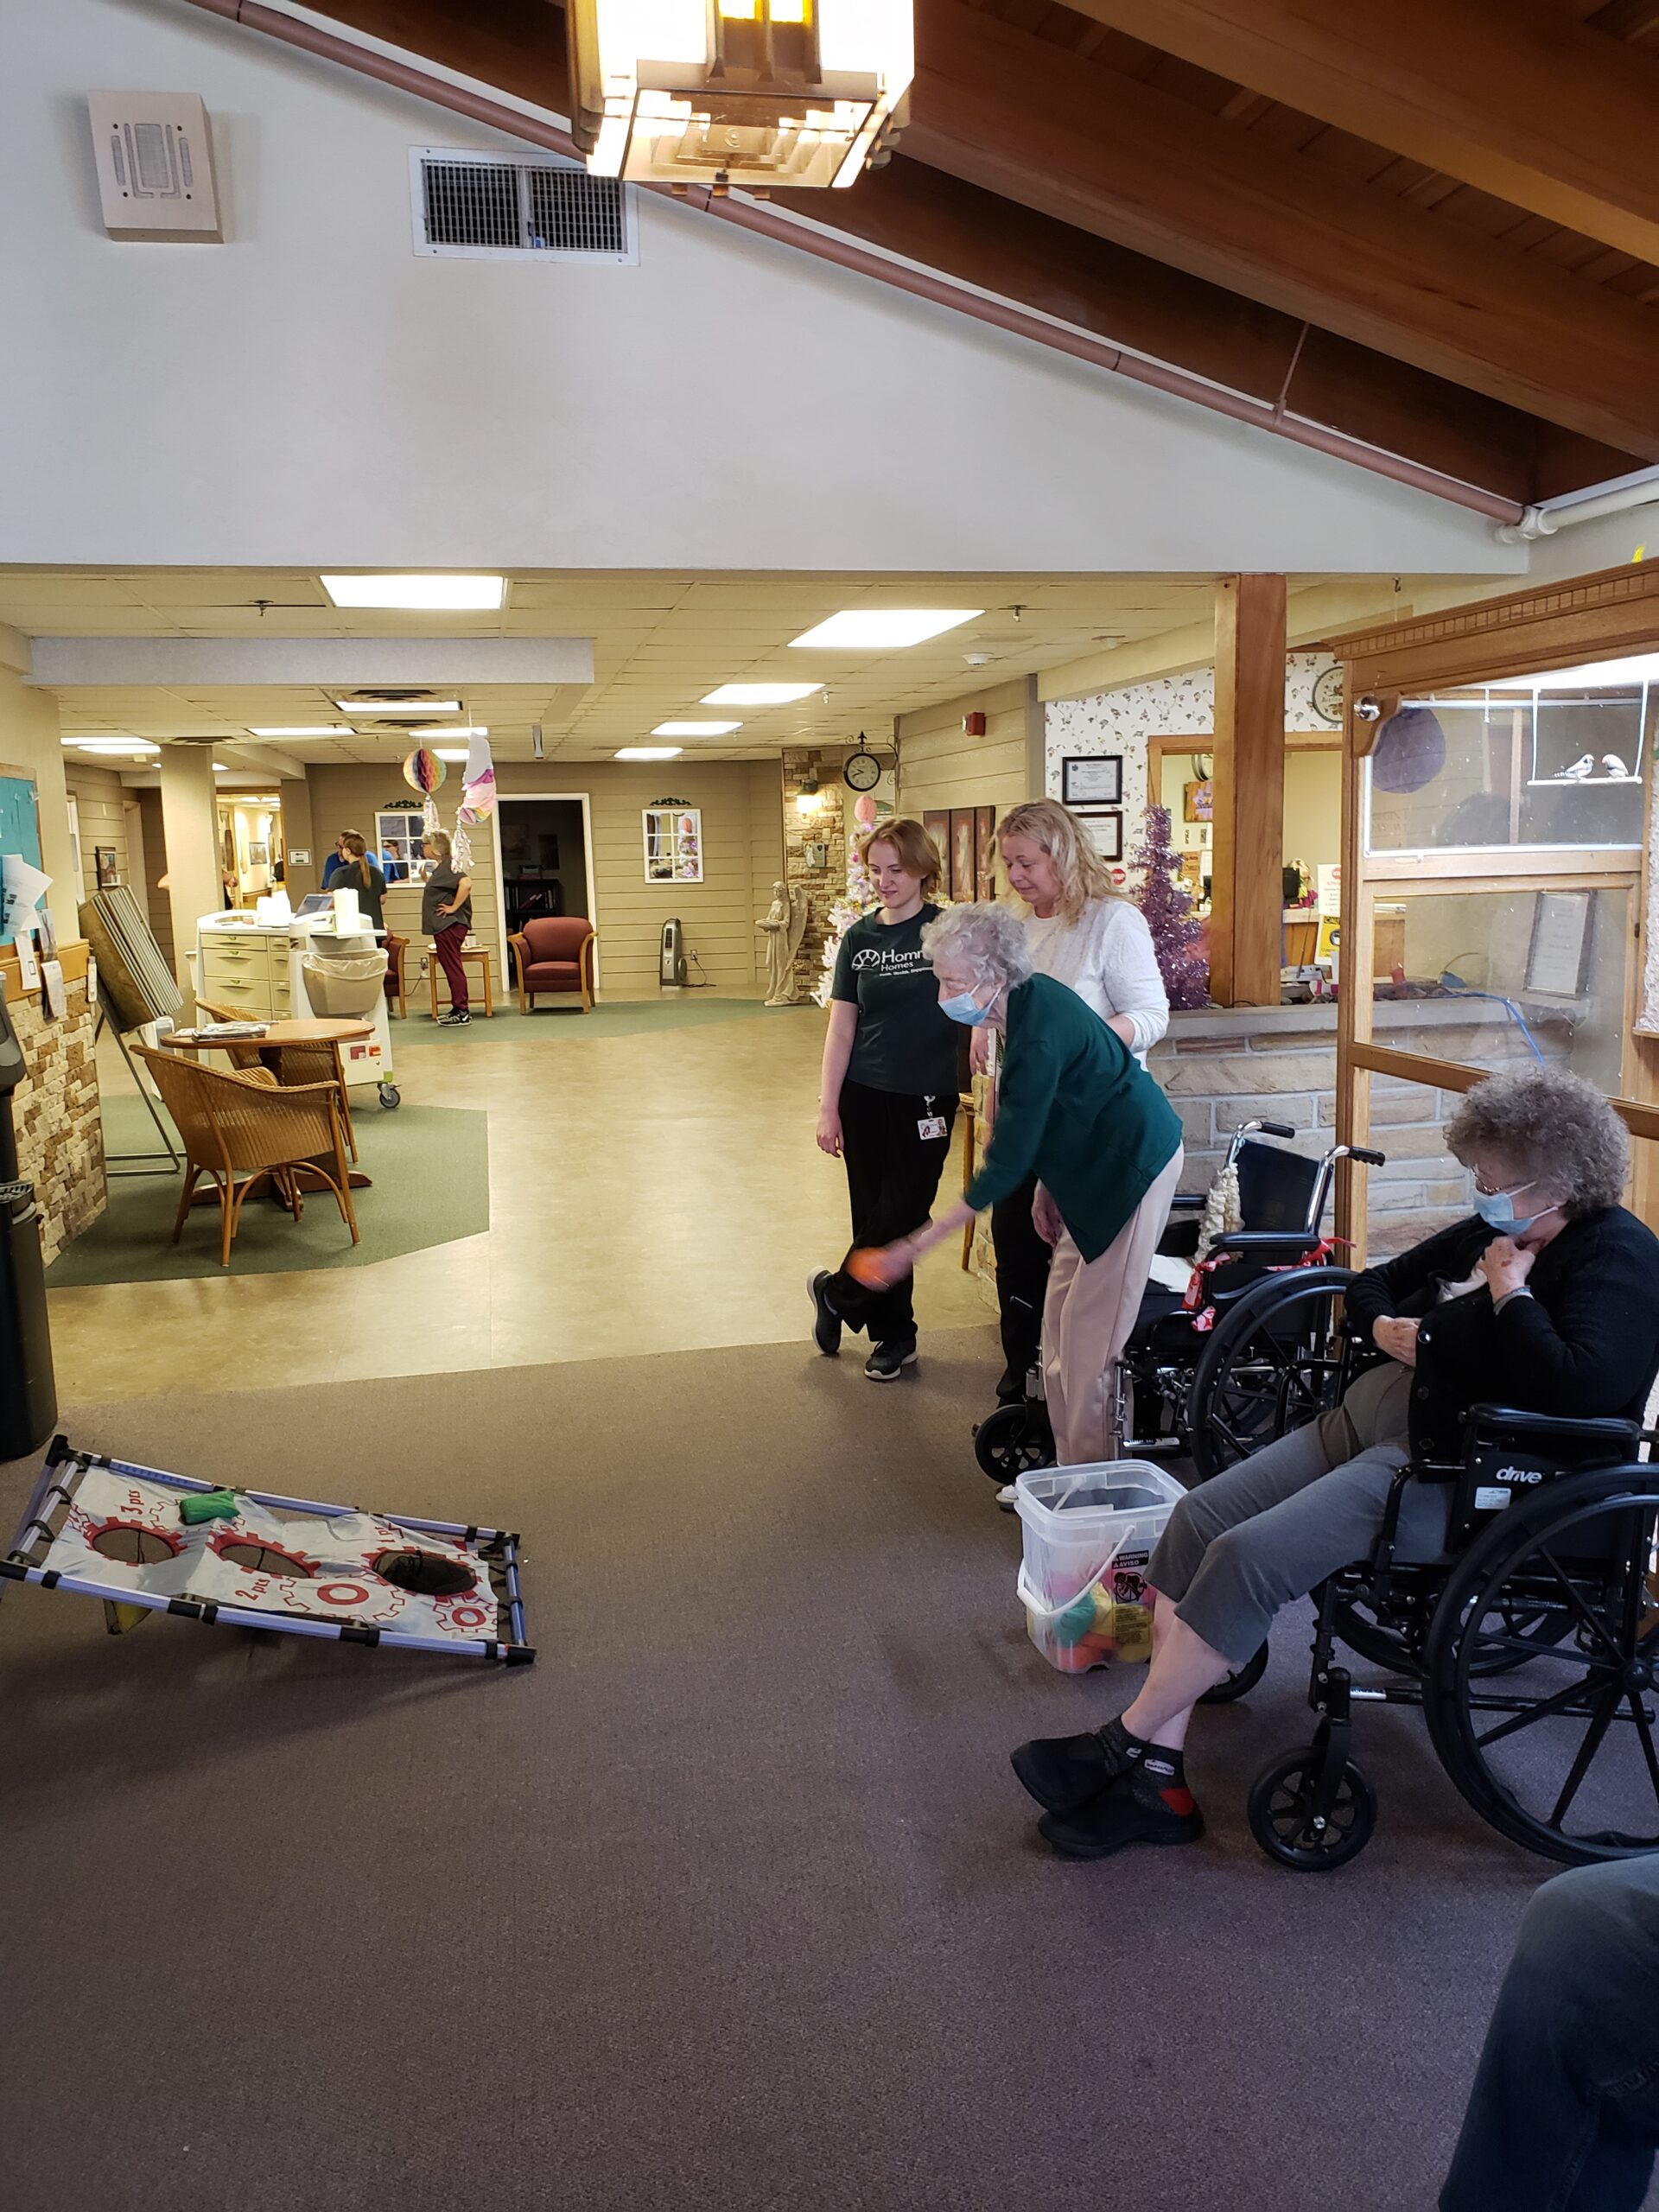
[
  {"xmin": 865, "ymin": 1341, "xmax": 917, "ymax": 1382},
  {"xmin": 1038, "ymin": 1764, "xmax": 1205, "ymax": 1859},
  {"xmin": 1011, "ymin": 1715, "xmax": 1138, "ymax": 1815},
  {"xmin": 438, "ymin": 1008, "xmax": 471, "ymax": 1027},
  {"xmin": 807, "ymin": 1269, "xmax": 842, "ymax": 1357}
]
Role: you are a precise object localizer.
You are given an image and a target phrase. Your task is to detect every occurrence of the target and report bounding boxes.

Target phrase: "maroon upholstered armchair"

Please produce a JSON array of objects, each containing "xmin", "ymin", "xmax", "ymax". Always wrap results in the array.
[{"xmin": 509, "ymin": 916, "xmax": 598, "ymax": 1014}]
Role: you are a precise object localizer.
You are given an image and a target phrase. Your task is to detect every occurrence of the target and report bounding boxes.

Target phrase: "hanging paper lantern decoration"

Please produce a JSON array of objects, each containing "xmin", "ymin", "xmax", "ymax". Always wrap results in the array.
[
  {"xmin": 422, "ymin": 793, "xmax": 440, "ymax": 839},
  {"xmin": 403, "ymin": 747, "xmax": 446, "ymax": 795},
  {"xmin": 453, "ymin": 823, "xmax": 473, "ymax": 872},
  {"xmin": 853, "ymin": 793, "xmax": 877, "ymax": 827},
  {"xmin": 458, "ymin": 729, "xmax": 498, "ymax": 826},
  {"xmin": 1370, "ymin": 706, "xmax": 1446, "ymax": 794}
]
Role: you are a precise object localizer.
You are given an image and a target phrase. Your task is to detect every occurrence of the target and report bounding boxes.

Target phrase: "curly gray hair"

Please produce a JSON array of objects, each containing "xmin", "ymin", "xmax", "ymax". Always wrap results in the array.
[
  {"xmin": 920, "ymin": 901, "xmax": 1034, "ymax": 987},
  {"xmin": 1446, "ymin": 1065, "xmax": 1627, "ymax": 1217}
]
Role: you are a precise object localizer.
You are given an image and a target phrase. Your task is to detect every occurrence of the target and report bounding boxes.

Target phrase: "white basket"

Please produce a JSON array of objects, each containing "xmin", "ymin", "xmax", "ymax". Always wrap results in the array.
[{"xmin": 1014, "ymin": 1460, "xmax": 1185, "ymax": 1674}]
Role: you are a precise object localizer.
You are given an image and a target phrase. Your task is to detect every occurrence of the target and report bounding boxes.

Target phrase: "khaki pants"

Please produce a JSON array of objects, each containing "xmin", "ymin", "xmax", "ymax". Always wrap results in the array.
[{"xmin": 1041, "ymin": 1147, "xmax": 1184, "ymax": 1468}]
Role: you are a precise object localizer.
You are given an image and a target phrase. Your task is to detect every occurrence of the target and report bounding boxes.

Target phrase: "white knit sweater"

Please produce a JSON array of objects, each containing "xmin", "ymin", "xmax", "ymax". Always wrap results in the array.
[{"xmin": 1023, "ymin": 899, "xmax": 1170, "ymax": 1058}]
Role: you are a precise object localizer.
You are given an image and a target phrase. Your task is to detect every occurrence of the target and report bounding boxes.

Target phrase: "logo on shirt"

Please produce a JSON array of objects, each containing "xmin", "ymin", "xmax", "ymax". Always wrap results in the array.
[{"xmin": 851, "ymin": 945, "xmax": 927, "ymax": 974}]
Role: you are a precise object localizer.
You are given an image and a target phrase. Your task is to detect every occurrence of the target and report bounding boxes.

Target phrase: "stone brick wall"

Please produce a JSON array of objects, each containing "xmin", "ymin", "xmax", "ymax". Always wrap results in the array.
[
  {"xmin": 12, "ymin": 975, "xmax": 105, "ymax": 1265},
  {"xmin": 782, "ymin": 747, "xmax": 848, "ymax": 1002}
]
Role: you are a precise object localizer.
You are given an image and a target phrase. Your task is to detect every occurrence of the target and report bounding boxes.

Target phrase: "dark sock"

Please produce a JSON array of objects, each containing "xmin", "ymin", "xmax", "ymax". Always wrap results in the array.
[{"xmin": 1135, "ymin": 1741, "xmax": 1197, "ymax": 1819}]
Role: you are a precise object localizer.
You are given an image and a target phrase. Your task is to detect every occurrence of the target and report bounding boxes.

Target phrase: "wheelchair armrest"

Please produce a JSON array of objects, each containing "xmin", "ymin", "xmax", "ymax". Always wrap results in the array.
[
  {"xmin": 1207, "ymin": 1230, "xmax": 1322, "ymax": 1255},
  {"xmin": 1465, "ymin": 1404, "xmax": 1640, "ymax": 1458},
  {"xmin": 1167, "ymin": 1194, "xmax": 1206, "ymax": 1212}
]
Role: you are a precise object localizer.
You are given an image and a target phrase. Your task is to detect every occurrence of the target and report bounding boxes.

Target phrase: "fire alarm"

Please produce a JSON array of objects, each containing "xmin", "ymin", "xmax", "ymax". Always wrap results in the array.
[{"xmin": 963, "ymin": 711, "xmax": 987, "ymax": 737}]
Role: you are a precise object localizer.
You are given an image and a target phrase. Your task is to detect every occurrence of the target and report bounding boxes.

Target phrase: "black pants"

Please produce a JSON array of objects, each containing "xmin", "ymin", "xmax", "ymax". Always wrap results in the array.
[
  {"xmin": 825, "ymin": 1077, "xmax": 957, "ymax": 1348},
  {"xmin": 991, "ymin": 1173, "xmax": 1052, "ymax": 1396}
]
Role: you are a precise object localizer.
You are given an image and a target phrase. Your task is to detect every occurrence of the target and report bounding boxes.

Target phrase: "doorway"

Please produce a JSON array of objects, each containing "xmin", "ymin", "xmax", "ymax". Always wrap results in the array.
[{"xmin": 493, "ymin": 793, "xmax": 599, "ymax": 991}]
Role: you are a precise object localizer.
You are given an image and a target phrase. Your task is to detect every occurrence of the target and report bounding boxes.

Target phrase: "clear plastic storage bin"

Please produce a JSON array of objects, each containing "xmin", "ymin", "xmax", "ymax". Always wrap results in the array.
[{"xmin": 1014, "ymin": 1461, "xmax": 1185, "ymax": 1674}]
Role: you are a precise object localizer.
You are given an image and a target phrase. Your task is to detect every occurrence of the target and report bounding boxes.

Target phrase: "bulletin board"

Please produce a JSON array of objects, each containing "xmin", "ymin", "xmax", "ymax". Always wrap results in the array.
[{"xmin": 0, "ymin": 769, "xmax": 43, "ymax": 873}]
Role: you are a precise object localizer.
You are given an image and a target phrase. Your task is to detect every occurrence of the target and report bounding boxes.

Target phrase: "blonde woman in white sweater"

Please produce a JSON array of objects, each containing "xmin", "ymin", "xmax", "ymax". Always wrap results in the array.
[{"xmin": 982, "ymin": 798, "xmax": 1170, "ymax": 1403}]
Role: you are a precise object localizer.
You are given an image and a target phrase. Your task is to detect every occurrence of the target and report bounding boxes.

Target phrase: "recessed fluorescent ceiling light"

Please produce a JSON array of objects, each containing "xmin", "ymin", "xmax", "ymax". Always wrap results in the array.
[
  {"xmin": 652, "ymin": 720, "xmax": 741, "ymax": 737},
  {"xmin": 213, "ymin": 763, "xmax": 229, "ymax": 772},
  {"xmin": 433, "ymin": 747, "xmax": 471, "ymax": 761},
  {"xmin": 701, "ymin": 683, "xmax": 822, "ymax": 706},
  {"xmin": 67, "ymin": 739, "xmax": 159, "ymax": 754},
  {"xmin": 616, "ymin": 746, "xmax": 682, "ymax": 760},
  {"xmin": 789, "ymin": 609, "xmax": 982, "ymax": 650},
  {"xmin": 248, "ymin": 724, "xmax": 357, "ymax": 738},
  {"xmin": 332, "ymin": 698, "xmax": 461, "ymax": 714},
  {"xmin": 423, "ymin": 724, "xmax": 487, "ymax": 737},
  {"xmin": 320, "ymin": 574, "xmax": 505, "ymax": 610}
]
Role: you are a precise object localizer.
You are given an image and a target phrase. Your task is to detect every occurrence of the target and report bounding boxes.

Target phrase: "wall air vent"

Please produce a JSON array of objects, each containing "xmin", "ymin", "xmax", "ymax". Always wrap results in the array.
[
  {"xmin": 87, "ymin": 92, "xmax": 222, "ymax": 241},
  {"xmin": 410, "ymin": 149, "xmax": 636, "ymax": 264}
]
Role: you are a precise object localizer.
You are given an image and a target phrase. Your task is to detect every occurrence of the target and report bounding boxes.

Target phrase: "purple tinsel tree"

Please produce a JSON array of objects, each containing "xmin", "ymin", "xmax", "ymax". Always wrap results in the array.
[{"xmin": 1132, "ymin": 803, "xmax": 1209, "ymax": 1008}]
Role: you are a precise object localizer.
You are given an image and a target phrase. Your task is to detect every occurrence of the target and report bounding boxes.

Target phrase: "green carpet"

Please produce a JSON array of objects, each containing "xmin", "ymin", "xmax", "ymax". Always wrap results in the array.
[
  {"xmin": 49, "ymin": 1093, "xmax": 490, "ymax": 1285},
  {"xmin": 391, "ymin": 995, "xmax": 809, "ymax": 1047}
]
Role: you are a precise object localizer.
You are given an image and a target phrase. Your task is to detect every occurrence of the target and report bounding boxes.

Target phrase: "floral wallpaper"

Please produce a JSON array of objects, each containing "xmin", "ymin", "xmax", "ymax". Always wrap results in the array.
[{"xmin": 1045, "ymin": 654, "xmax": 1339, "ymax": 873}]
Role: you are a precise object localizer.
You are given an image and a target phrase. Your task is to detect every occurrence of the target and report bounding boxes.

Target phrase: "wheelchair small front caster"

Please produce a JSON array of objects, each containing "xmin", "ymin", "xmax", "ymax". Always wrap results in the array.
[
  {"xmin": 972, "ymin": 1401, "xmax": 1056, "ymax": 1481},
  {"xmin": 1248, "ymin": 1749, "xmax": 1376, "ymax": 1871},
  {"xmin": 378, "ymin": 1083, "xmax": 401, "ymax": 1110},
  {"xmin": 1199, "ymin": 1641, "xmax": 1268, "ymax": 1705}
]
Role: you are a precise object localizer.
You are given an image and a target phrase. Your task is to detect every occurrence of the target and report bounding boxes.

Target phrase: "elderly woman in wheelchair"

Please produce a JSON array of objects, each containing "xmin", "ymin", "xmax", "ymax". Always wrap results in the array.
[{"xmin": 1012, "ymin": 1065, "xmax": 1659, "ymax": 1869}]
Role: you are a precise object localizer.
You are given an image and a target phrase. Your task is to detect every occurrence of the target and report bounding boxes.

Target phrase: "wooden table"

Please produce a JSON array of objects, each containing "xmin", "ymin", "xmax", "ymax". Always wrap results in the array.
[
  {"xmin": 429, "ymin": 946, "xmax": 494, "ymax": 1019},
  {"xmin": 160, "ymin": 1019, "xmax": 377, "ymax": 1194}
]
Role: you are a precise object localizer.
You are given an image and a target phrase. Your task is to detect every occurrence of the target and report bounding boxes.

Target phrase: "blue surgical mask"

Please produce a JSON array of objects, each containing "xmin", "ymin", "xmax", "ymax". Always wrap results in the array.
[
  {"xmin": 1473, "ymin": 1185, "xmax": 1548, "ymax": 1236},
  {"xmin": 941, "ymin": 988, "xmax": 995, "ymax": 1027}
]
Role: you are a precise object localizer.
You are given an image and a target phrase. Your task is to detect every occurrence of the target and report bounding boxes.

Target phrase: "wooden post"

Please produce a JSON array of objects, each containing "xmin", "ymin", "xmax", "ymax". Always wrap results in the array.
[{"xmin": 1211, "ymin": 574, "xmax": 1287, "ymax": 1005}]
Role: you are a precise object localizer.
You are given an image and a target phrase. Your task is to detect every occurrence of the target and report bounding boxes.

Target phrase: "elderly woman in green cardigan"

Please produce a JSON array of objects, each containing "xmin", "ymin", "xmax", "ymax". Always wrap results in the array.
[{"xmin": 859, "ymin": 902, "xmax": 1184, "ymax": 1468}]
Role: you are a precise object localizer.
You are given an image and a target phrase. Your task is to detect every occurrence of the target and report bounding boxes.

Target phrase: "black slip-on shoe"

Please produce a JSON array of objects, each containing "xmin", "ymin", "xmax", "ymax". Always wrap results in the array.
[
  {"xmin": 864, "ymin": 1341, "xmax": 917, "ymax": 1382},
  {"xmin": 1011, "ymin": 1718, "xmax": 1136, "ymax": 1815},
  {"xmin": 807, "ymin": 1269, "xmax": 842, "ymax": 1357},
  {"xmin": 1038, "ymin": 1770, "xmax": 1205, "ymax": 1859}
]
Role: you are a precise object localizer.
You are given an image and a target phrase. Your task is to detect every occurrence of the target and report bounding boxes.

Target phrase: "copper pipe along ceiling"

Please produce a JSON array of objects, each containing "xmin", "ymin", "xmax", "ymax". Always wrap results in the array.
[{"xmin": 187, "ymin": 0, "xmax": 1526, "ymax": 525}]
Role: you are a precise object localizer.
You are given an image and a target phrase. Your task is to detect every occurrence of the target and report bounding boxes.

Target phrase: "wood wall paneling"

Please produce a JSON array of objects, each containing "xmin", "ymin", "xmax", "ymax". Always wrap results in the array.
[{"xmin": 62, "ymin": 766, "xmax": 130, "ymax": 900}]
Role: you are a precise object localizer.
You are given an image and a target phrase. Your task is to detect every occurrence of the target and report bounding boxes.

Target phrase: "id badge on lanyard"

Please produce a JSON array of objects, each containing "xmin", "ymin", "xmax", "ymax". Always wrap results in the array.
[{"xmin": 918, "ymin": 1093, "xmax": 947, "ymax": 1142}]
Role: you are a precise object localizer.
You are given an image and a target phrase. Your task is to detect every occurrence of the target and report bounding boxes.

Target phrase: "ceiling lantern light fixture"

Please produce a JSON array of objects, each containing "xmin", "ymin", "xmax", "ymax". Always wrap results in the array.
[
  {"xmin": 319, "ymin": 575, "xmax": 505, "ymax": 611},
  {"xmin": 789, "ymin": 608, "xmax": 982, "ymax": 650},
  {"xmin": 795, "ymin": 760, "xmax": 823, "ymax": 815},
  {"xmin": 702, "ymin": 681, "xmax": 823, "ymax": 706},
  {"xmin": 567, "ymin": 0, "xmax": 912, "ymax": 193}
]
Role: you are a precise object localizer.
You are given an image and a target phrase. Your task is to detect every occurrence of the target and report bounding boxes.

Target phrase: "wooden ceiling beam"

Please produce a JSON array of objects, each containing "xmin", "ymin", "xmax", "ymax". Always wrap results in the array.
[
  {"xmin": 905, "ymin": 0, "xmax": 1659, "ymax": 457},
  {"xmin": 1053, "ymin": 0, "xmax": 1659, "ymax": 266}
]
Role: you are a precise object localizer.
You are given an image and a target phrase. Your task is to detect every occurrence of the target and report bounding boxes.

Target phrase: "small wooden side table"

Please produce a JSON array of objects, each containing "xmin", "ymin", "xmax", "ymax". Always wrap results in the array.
[{"xmin": 429, "ymin": 946, "xmax": 494, "ymax": 1019}]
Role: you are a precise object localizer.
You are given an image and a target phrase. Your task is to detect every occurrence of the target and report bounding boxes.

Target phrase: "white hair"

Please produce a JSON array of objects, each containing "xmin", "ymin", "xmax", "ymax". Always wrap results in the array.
[{"xmin": 921, "ymin": 901, "xmax": 1034, "ymax": 986}]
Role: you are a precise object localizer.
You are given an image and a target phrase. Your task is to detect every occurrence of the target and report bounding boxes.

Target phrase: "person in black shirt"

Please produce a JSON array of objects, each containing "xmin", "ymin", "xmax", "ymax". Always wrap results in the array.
[
  {"xmin": 422, "ymin": 830, "xmax": 474, "ymax": 1027},
  {"xmin": 1012, "ymin": 1065, "xmax": 1659, "ymax": 1863},
  {"xmin": 808, "ymin": 817, "xmax": 959, "ymax": 1381},
  {"xmin": 332, "ymin": 830, "xmax": 386, "ymax": 931}
]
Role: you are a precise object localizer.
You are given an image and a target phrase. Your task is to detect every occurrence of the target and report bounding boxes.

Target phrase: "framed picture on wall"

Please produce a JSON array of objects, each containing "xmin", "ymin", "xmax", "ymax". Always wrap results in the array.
[
  {"xmin": 949, "ymin": 809, "xmax": 976, "ymax": 902},
  {"xmin": 1077, "ymin": 811, "xmax": 1122, "ymax": 862},
  {"xmin": 95, "ymin": 845, "xmax": 120, "ymax": 888},
  {"xmin": 921, "ymin": 809, "xmax": 950, "ymax": 874},
  {"xmin": 1182, "ymin": 779, "xmax": 1214, "ymax": 823},
  {"xmin": 1525, "ymin": 888, "xmax": 1594, "ymax": 996},
  {"xmin": 974, "ymin": 804, "xmax": 997, "ymax": 904},
  {"xmin": 1061, "ymin": 754, "xmax": 1122, "ymax": 808}
]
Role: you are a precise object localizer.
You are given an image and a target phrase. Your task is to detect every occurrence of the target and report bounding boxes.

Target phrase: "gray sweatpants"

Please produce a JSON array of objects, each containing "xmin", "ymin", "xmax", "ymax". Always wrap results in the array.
[{"xmin": 1148, "ymin": 1363, "xmax": 1452, "ymax": 1666}]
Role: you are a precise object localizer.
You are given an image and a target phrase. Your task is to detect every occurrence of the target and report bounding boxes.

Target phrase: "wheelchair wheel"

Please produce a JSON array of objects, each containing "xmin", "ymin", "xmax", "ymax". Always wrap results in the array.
[
  {"xmin": 1248, "ymin": 1750, "xmax": 1376, "ymax": 1871},
  {"xmin": 1187, "ymin": 1268, "xmax": 1358, "ymax": 1481},
  {"xmin": 1424, "ymin": 1466, "xmax": 1659, "ymax": 1866},
  {"xmin": 1199, "ymin": 1640, "xmax": 1268, "ymax": 1704},
  {"xmin": 972, "ymin": 1402, "xmax": 1055, "ymax": 1482}
]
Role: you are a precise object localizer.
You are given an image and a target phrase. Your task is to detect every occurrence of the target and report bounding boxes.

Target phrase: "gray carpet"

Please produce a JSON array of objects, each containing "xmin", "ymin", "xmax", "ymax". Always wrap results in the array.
[{"xmin": 0, "ymin": 1335, "xmax": 1635, "ymax": 2212}]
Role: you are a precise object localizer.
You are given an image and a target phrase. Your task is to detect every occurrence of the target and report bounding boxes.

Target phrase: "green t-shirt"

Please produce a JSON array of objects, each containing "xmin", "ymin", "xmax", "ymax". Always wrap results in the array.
[{"xmin": 830, "ymin": 904, "xmax": 959, "ymax": 1098}]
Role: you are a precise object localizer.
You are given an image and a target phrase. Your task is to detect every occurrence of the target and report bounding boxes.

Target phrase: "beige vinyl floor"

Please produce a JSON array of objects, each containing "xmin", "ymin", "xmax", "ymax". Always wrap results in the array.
[{"xmin": 51, "ymin": 1002, "xmax": 995, "ymax": 1399}]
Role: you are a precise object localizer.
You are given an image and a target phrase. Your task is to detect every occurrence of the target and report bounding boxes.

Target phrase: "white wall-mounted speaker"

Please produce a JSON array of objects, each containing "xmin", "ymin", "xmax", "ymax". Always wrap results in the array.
[{"xmin": 86, "ymin": 92, "xmax": 222, "ymax": 242}]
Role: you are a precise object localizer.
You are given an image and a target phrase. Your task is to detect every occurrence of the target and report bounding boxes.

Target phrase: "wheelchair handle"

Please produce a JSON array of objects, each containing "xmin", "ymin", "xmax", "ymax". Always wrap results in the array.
[{"xmin": 1244, "ymin": 1119, "xmax": 1297, "ymax": 1141}]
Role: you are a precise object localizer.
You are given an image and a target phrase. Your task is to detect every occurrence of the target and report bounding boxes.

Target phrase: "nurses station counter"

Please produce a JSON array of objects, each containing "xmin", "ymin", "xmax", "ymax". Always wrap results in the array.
[{"xmin": 193, "ymin": 904, "xmax": 397, "ymax": 1096}]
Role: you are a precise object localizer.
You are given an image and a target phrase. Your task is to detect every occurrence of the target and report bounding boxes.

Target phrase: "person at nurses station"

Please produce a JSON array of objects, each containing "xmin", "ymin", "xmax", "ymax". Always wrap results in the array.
[
  {"xmin": 855, "ymin": 902, "xmax": 1182, "ymax": 1458},
  {"xmin": 422, "ymin": 830, "xmax": 474, "ymax": 1028},
  {"xmin": 808, "ymin": 817, "xmax": 960, "ymax": 1382},
  {"xmin": 1011, "ymin": 1067, "xmax": 1659, "ymax": 1866}
]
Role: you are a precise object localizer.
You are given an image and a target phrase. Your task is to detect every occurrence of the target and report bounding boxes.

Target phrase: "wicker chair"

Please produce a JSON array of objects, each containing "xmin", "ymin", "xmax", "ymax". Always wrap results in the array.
[
  {"xmin": 195, "ymin": 997, "xmax": 358, "ymax": 1163},
  {"xmin": 136, "ymin": 1045, "xmax": 359, "ymax": 1267}
]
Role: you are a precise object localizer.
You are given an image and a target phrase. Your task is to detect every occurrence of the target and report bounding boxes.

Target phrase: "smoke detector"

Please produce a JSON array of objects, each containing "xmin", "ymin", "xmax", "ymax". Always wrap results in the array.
[{"xmin": 963, "ymin": 652, "xmax": 993, "ymax": 667}]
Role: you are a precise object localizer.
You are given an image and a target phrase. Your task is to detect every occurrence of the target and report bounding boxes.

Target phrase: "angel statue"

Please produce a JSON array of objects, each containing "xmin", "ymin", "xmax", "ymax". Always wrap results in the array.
[{"xmin": 757, "ymin": 880, "xmax": 809, "ymax": 1006}]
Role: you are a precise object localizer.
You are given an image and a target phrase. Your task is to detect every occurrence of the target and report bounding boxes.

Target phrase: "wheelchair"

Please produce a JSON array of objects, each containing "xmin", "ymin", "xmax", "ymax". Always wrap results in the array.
[
  {"xmin": 972, "ymin": 1122, "xmax": 1385, "ymax": 1482},
  {"xmin": 1186, "ymin": 1266, "xmax": 1659, "ymax": 1872}
]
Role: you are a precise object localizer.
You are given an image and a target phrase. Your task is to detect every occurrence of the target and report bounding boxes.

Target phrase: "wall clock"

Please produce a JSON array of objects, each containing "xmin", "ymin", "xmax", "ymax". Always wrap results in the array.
[
  {"xmin": 1311, "ymin": 664, "xmax": 1344, "ymax": 727},
  {"xmin": 842, "ymin": 747, "xmax": 882, "ymax": 792}
]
